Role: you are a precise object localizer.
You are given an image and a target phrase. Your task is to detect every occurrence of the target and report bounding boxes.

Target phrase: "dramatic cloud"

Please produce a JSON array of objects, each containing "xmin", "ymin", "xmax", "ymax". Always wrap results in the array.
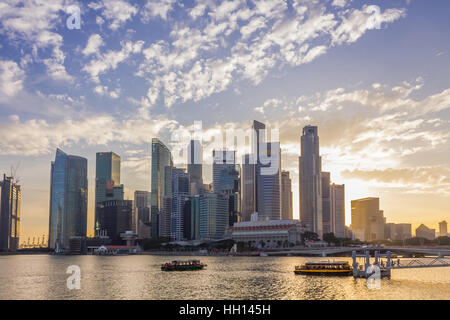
[{"xmin": 0, "ymin": 59, "xmax": 25, "ymax": 98}]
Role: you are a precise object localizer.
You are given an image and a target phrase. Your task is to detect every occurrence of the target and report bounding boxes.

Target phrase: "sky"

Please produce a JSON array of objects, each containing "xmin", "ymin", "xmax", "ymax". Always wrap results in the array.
[{"xmin": 0, "ymin": 0, "xmax": 449, "ymax": 243}]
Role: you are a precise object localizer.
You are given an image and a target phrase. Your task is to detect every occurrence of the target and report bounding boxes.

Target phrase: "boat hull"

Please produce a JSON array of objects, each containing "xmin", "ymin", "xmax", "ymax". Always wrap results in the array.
[
  {"xmin": 161, "ymin": 266, "xmax": 205, "ymax": 271},
  {"xmin": 294, "ymin": 270, "xmax": 352, "ymax": 276}
]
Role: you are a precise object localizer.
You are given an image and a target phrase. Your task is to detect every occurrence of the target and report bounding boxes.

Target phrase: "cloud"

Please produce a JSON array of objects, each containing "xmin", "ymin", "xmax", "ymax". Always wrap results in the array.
[
  {"xmin": 82, "ymin": 34, "xmax": 105, "ymax": 56},
  {"xmin": 141, "ymin": 0, "xmax": 177, "ymax": 22},
  {"xmin": 83, "ymin": 40, "xmax": 145, "ymax": 83},
  {"xmin": 0, "ymin": 59, "xmax": 25, "ymax": 97},
  {"xmin": 135, "ymin": 1, "xmax": 406, "ymax": 109},
  {"xmin": 88, "ymin": 0, "xmax": 138, "ymax": 30},
  {"xmin": 0, "ymin": 0, "xmax": 74, "ymax": 81}
]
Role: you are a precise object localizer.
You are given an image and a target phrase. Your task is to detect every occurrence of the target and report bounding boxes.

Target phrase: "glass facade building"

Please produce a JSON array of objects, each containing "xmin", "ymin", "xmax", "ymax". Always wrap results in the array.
[
  {"xmin": 151, "ymin": 138, "xmax": 173, "ymax": 238},
  {"xmin": 0, "ymin": 174, "xmax": 21, "ymax": 252},
  {"xmin": 199, "ymin": 193, "xmax": 229, "ymax": 240},
  {"xmin": 299, "ymin": 126, "xmax": 323, "ymax": 238},
  {"xmin": 48, "ymin": 149, "xmax": 87, "ymax": 251},
  {"xmin": 95, "ymin": 152, "xmax": 123, "ymax": 232}
]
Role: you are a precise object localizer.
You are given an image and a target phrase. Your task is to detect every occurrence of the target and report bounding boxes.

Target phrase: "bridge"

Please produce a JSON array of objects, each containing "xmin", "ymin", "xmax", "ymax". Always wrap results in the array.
[
  {"xmin": 262, "ymin": 246, "xmax": 450, "ymax": 257},
  {"xmin": 351, "ymin": 250, "xmax": 450, "ymax": 279}
]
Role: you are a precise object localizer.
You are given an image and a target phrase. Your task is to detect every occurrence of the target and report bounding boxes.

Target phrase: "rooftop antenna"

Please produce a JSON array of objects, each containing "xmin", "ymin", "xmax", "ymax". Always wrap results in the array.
[{"xmin": 10, "ymin": 160, "xmax": 21, "ymax": 184}]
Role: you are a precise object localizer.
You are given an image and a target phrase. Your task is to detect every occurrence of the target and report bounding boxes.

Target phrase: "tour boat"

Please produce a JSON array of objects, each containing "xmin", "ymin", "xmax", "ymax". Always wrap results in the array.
[
  {"xmin": 294, "ymin": 261, "xmax": 353, "ymax": 276},
  {"xmin": 161, "ymin": 260, "xmax": 206, "ymax": 271}
]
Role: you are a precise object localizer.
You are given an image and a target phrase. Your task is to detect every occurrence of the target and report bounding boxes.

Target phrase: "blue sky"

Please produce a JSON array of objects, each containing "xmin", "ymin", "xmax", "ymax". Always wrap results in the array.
[{"xmin": 0, "ymin": 0, "xmax": 449, "ymax": 241}]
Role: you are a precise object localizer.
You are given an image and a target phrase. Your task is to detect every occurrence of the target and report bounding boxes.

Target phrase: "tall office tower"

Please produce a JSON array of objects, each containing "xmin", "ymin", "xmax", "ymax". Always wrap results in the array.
[
  {"xmin": 350, "ymin": 197, "xmax": 385, "ymax": 241},
  {"xmin": 48, "ymin": 149, "xmax": 88, "ymax": 251},
  {"xmin": 257, "ymin": 142, "xmax": 281, "ymax": 221},
  {"xmin": 330, "ymin": 184, "xmax": 345, "ymax": 238},
  {"xmin": 190, "ymin": 195, "xmax": 201, "ymax": 240},
  {"xmin": 159, "ymin": 196, "xmax": 172, "ymax": 238},
  {"xmin": 0, "ymin": 174, "xmax": 21, "ymax": 252},
  {"xmin": 241, "ymin": 153, "xmax": 256, "ymax": 221},
  {"xmin": 97, "ymin": 200, "xmax": 132, "ymax": 245},
  {"xmin": 299, "ymin": 125, "xmax": 323, "ymax": 238},
  {"xmin": 199, "ymin": 193, "xmax": 229, "ymax": 240},
  {"xmin": 280, "ymin": 171, "xmax": 293, "ymax": 220},
  {"xmin": 188, "ymin": 140, "xmax": 203, "ymax": 195},
  {"xmin": 95, "ymin": 152, "xmax": 123, "ymax": 232},
  {"xmin": 212, "ymin": 150, "xmax": 241, "ymax": 225},
  {"xmin": 151, "ymin": 138, "xmax": 173, "ymax": 238},
  {"xmin": 171, "ymin": 168, "xmax": 190, "ymax": 241},
  {"xmin": 439, "ymin": 220, "xmax": 448, "ymax": 237},
  {"xmin": 321, "ymin": 172, "xmax": 331, "ymax": 234},
  {"xmin": 183, "ymin": 198, "xmax": 192, "ymax": 240},
  {"xmin": 134, "ymin": 191, "xmax": 151, "ymax": 239}
]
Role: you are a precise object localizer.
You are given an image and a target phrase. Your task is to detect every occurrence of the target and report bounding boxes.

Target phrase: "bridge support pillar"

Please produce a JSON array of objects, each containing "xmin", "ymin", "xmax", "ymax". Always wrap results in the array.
[
  {"xmin": 352, "ymin": 250, "xmax": 357, "ymax": 277},
  {"xmin": 365, "ymin": 250, "xmax": 370, "ymax": 273}
]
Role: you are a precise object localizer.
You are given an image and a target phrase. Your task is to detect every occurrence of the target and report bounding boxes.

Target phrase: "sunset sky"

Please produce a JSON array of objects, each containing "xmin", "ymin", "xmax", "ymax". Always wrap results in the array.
[{"xmin": 0, "ymin": 0, "xmax": 449, "ymax": 243}]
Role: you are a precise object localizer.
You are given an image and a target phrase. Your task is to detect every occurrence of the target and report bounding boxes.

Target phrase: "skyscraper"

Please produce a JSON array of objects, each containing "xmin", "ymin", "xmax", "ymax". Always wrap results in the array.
[
  {"xmin": 241, "ymin": 121, "xmax": 266, "ymax": 221},
  {"xmin": 281, "ymin": 171, "xmax": 293, "ymax": 220},
  {"xmin": 0, "ymin": 174, "xmax": 21, "ymax": 252},
  {"xmin": 199, "ymin": 193, "xmax": 229, "ymax": 240},
  {"xmin": 299, "ymin": 126, "xmax": 323, "ymax": 238},
  {"xmin": 330, "ymin": 184, "xmax": 345, "ymax": 238},
  {"xmin": 97, "ymin": 200, "xmax": 132, "ymax": 244},
  {"xmin": 241, "ymin": 153, "xmax": 256, "ymax": 221},
  {"xmin": 257, "ymin": 141, "xmax": 281, "ymax": 221},
  {"xmin": 134, "ymin": 190, "xmax": 151, "ymax": 239},
  {"xmin": 321, "ymin": 172, "xmax": 331, "ymax": 234},
  {"xmin": 95, "ymin": 152, "xmax": 123, "ymax": 232},
  {"xmin": 151, "ymin": 138, "xmax": 173, "ymax": 238},
  {"xmin": 439, "ymin": 220, "xmax": 448, "ymax": 237},
  {"xmin": 188, "ymin": 140, "xmax": 203, "ymax": 195},
  {"xmin": 171, "ymin": 168, "xmax": 190, "ymax": 241},
  {"xmin": 212, "ymin": 150, "xmax": 241, "ymax": 225},
  {"xmin": 351, "ymin": 197, "xmax": 385, "ymax": 241},
  {"xmin": 48, "ymin": 149, "xmax": 88, "ymax": 251}
]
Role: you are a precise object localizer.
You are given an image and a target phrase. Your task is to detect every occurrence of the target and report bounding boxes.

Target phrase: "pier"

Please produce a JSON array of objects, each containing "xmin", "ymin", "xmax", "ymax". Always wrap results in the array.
[{"xmin": 351, "ymin": 249, "xmax": 450, "ymax": 279}]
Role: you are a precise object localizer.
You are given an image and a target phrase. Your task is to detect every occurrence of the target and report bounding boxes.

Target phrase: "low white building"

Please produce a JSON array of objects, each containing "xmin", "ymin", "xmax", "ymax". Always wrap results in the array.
[{"xmin": 231, "ymin": 219, "xmax": 306, "ymax": 247}]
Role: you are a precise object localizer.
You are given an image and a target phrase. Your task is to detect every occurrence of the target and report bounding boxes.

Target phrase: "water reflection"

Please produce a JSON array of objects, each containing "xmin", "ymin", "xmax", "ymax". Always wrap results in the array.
[{"xmin": 0, "ymin": 255, "xmax": 449, "ymax": 300}]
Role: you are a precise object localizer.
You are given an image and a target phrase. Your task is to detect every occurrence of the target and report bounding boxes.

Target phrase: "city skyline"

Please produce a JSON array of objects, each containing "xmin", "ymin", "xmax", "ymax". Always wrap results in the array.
[{"xmin": 0, "ymin": 0, "xmax": 449, "ymax": 241}]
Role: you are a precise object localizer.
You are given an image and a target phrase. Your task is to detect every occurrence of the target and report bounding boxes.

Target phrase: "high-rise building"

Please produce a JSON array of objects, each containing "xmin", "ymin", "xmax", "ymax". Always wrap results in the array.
[
  {"xmin": 241, "ymin": 153, "xmax": 256, "ymax": 221},
  {"xmin": 281, "ymin": 171, "xmax": 293, "ymax": 220},
  {"xmin": 416, "ymin": 224, "xmax": 436, "ymax": 240},
  {"xmin": 299, "ymin": 126, "xmax": 323, "ymax": 238},
  {"xmin": 330, "ymin": 184, "xmax": 345, "ymax": 238},
  {"xmin": 134, "ymin": 191, "xmax": 151, "ymax": 239},
  {"xmin": 0, "ymin": 174, "xmax": 21, "ymax": 252},
  {"xmin": 350, "ymin": 197, "xmax": 385, "ymax": 241},
  {"xmin": 385, "ymin": 223, "xmax": 412, "ymax": 241},
  {"xmin": 257, "ymin": 141, "xmax": 281, "ymax": 221},
  {"xmin": 188, "ymin": 140, "xmax": 203, "ymax": 195},
  {"xmin": 439, "ymin": 220, "xmax": 448, "ymax": 237},
  {"xmin": 97, "ymin": 200, "xmax": 132, "ymax": 244},
  {"xmin": 190, "ymin": 195, "xmax": 201, "ymax": 240},
  {"xmin": 48, "ymin": 149, "xmax": 88, "ymax": 251},
  {"xmin": 199, "ymin": 193, "xmax": 229, "ymax": 240},
  {"xmin": 151, "ymin": 138, "xmax": 173, "ymax": 238},
  {"xmin": 171, "ymin": 168, "xmax": 190, "ymax": 241},
  {"xmin": 213, "ymin": 150, "xmax": 241, "ymax": 225},
  {"xmin": 95, "ymin": 152, "xmax": 123, "ymax": 232},
  {"xmin": 321, "ymin": 172, "xmax": 331, "ymax": 234},
  {"xmin": 241, "ymin": 121, "xmax": 266, "ymax": 221}
]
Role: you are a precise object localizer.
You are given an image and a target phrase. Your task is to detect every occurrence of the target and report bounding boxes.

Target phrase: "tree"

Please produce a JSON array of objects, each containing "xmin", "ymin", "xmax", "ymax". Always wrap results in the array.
[
  {"xmin": 301, "ymin": 231, "xmax": 319, "ymax": 244},
  {"xmin": 323, "ymin": 233, "xmax": 338, "ymax": 246}
]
